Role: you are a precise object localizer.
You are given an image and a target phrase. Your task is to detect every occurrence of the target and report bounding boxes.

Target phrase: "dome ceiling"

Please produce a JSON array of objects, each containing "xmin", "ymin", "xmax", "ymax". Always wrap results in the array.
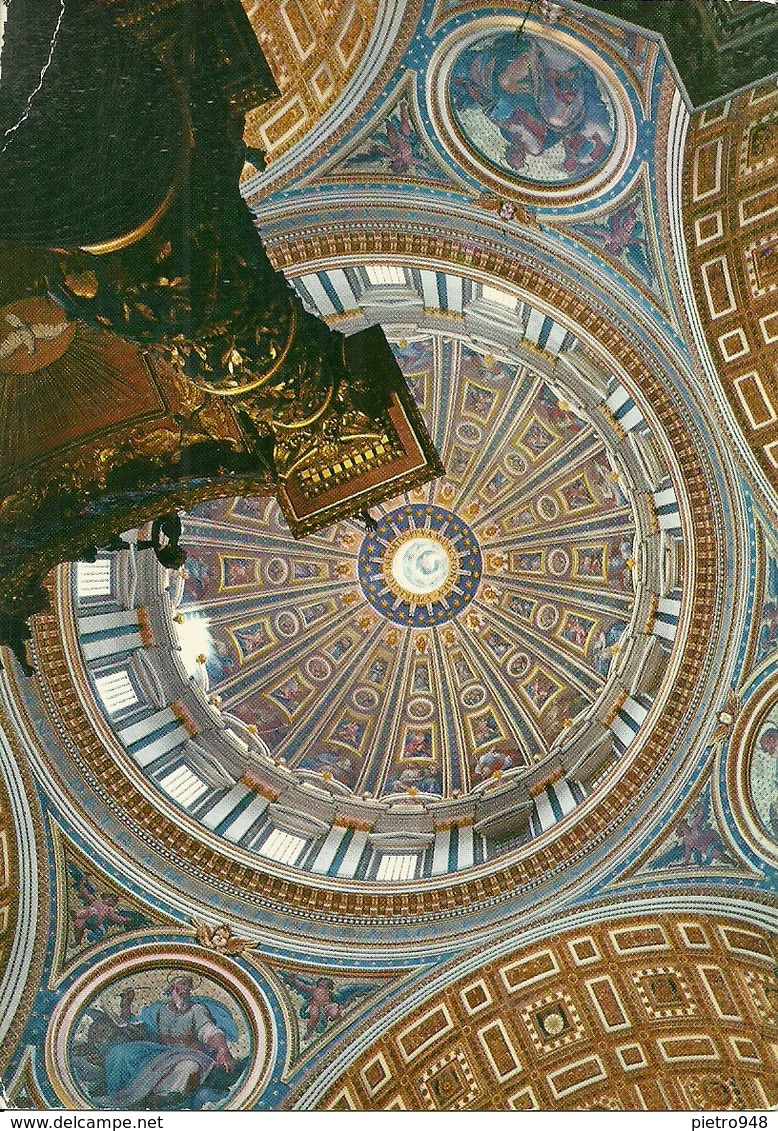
[
  {"xmin": 177, "ymin": 334, "xmax": 641, "ymax": 803},
  {"xmin": 9, "ymin": 0, "xmax": 745, "ymax": 922},
  {"xmin": 44, "ymin": 245, "xmax": 716, "ymax": 904}
]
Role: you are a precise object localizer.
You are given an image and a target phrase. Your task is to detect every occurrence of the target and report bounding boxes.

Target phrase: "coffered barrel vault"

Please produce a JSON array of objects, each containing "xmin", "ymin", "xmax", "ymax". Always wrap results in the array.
[{"xmin": 313, "ymin": 913, "xmax": 778, "ymax": 1112}]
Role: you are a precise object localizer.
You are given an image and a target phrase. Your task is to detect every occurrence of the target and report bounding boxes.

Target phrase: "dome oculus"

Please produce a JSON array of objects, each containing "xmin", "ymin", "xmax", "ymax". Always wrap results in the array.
[
  {"xmin": 358, "ymin": 504, "xmax": 482, "ymax": 626},
  {"xmin": 389, "ymin": 534, "xmax": 452, "ymax": 598}
]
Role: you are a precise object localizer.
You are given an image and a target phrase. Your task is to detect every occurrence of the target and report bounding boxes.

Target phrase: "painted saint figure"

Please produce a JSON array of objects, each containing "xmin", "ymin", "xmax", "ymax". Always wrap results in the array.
[
  {"xmin": 234, "ymin": 622, "xmax": 270, "ymax": 658},
  {"xmin": 387, "ymin": 764, "xmax": 442, "ymax": 795},
  {"xmin": 223, "ymin": 558, "xmax": 253, "ymax": 586},
  {"xmin": 450, "ymin": 32, "xmax": 615, "ymax": 184},
  {"xmin": 472, "ymin": 747, "xmax": 516, "ymax": 781},
  {"xmin": 73, "ymin": 975, "xmax": 243, "ymax": 1109}
]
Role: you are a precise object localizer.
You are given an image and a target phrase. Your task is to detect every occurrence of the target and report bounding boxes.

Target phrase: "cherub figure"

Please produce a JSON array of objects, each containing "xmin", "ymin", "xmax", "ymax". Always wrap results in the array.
[
  {"xmin": 673, "ymin": 798, "xmax": 730, "ymax": 866},
  {"xmin": 192, "ymin": 917, "xmax": 252, "ymax": 957},
  {"xmin": 577, "ymin": 197, "xmax": 654, "ymax": 285},
  {"xmin": 346, "ymin": 101, "xmax": 430, "ymax": 176},
  {"xmin": 68, "ymin": 863, "xmax": 146, "ymax": 945},
  {"xmin": 282, "ymin": 973, "xmax": 374, "ymax": 1041}
]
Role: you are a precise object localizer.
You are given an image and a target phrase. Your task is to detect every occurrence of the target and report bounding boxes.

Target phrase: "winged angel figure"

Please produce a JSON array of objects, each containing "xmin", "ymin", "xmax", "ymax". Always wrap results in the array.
[
  {"xmin": 68, "ymin": 862, "xmax": 148, "ymax": 946},
  {"xmin": 282, "ymin": 972, "xmax": 375, "ymax": 1040},
  {"xmin": 192, "ymin": 917, "xmax": 252, "ymax": 957}
]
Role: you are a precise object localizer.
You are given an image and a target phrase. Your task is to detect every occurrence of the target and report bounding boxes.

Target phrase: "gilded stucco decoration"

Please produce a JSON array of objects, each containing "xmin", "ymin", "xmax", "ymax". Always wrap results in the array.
[
  {"xmin": 242, "ymin": 0, "xmax": 381, "ymax": 166},
  {"xmin": 682, "ymin": 80, "xmax": 778, "ymax": 499},
  {"xmin": 313, "ymin": 914, "xmax": 778, "ymax": 1112}
]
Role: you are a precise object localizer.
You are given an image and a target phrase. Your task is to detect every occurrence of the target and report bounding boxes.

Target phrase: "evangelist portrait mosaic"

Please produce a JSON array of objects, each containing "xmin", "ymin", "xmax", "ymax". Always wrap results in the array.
[
  {"xmin": 448, "ymin": 30, "xmax": 617, "ymax": 186},
  {"xmin": 67, "ymin": 970, "xmax": 252, "ymax": 1109},
  {"xmin": 751, "ymin": 705, "xmax": 778, "ymax": 843},
  {"xmin": 48, "ymin": 949, "xmax": 273, "ymax": 1111}
]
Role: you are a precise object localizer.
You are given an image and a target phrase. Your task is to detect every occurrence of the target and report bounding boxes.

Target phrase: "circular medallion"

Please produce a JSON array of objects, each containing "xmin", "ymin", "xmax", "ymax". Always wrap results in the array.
[
  {"xmin": 537, "ymin": 494, "xmax": 560, "ymax": 521},
  {"xmin": 449, "ymin": 31, "xmax": 617, "ymax": 187},
  {"xmin": 274, "ymin": 610, "xmax": 299, "ymax": 638},
  {"xmin": 505, "ymin": 451, "xmax": 527, "ymax": 476},
  {"xmin": 46, "ymin": 945, "xmax": 274, "ymax": 1111},
  {"xmin": 751, "ymin": 715, "xmax": 778, "ymax": 842},
  {"xmin": 727, "ymin": 674, "xmax": 778, "ymax": 865},
  {"xmin": 508, "ymin": 652, "xmax": 531, "ymax": 679},
  {"xmin": 359, "ymin": 505, "xmax": 482, "ymax": 627},
  {"xmin": 407, "ymin": 696, "xmax": 435, "ymax": 721},
  {"xmin": 353, "ymin": 686, "xmax": 380, "ymax": 711},
  {"xmin": 461, "ymin": 684, "xmax": 488, "ymax": 710},
  {"xmin": 429, "ymin": 19, "xmax": 636, "ymax": 204},
  {"xmin": 539, "ymin": 1008, "xmax": 566, "ymax": 1037},
  {"xmin": 264, "ymin": 558, "xmax": 288, "ymax": 585},
  {"xmin": 457, "ymin": 421, "xmax": 483, "ymax": 446},
  {"xmin": 536, "ymin": 603, "xmax": 559, "ymax": 629},
  {"xmin": 306, "ymin": 655, "xmax": 331, "ymax": 682},
  {"xmin": 547, "ymin": 548, "xmax": 570, "ymax": 575}
]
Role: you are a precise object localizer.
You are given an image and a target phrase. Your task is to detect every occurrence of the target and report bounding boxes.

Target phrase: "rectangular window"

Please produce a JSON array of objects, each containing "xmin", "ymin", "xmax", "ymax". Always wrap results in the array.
[
  {"xmin": 159, "ymin": 764, "xmax": 208, "ymax": 808},
  {"xmin": 365, "ymin": 263, "xmax": 406, "ymax": 286},
  {"xmin": 481, "ymin": 284, "xmax": 517, "ymax": 310},
  {"xmin": 94, "ymin": 669, "xmax": 138, "ymax": 714},
  {"xmin": 258, "ymin": 827, "xmax": 307, "ymax": 866},
  {"xmin": 376, "ymin": 853, "xmax": 418, "ymax": 882},
  {"xmin": 76, "ymin": 559, "xmax": 112, "ymax": 598}
]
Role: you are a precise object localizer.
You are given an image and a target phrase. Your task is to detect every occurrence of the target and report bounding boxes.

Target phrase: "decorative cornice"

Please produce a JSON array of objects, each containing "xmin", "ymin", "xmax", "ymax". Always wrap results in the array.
[{"xmin": 0, "ymin": 673, "xmax": 49, "ymax": 1074}]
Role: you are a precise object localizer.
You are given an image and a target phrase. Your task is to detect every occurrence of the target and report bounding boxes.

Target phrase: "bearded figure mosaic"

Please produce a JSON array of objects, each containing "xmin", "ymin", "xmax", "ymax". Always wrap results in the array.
[
  {"xmin": 67, "ymin": 971, "xmax": 249, "ymax": 1110},
  {"xmin": 448, "ymin": 31, "xmax": 617, "ymax": 184}
]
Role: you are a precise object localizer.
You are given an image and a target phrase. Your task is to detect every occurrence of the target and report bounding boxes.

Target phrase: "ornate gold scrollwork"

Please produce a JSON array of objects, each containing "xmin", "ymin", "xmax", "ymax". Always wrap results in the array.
[{"xmin": 180, "ymin": 299, "xmax": 299, "ymax": 397}]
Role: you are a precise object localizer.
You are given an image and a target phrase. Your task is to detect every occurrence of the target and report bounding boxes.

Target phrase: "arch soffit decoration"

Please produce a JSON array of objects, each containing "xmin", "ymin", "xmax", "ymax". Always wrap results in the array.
[
  {"xmin": 242, "ymin": 0, "xmax": 423, "ymax": 191},
  {"xmin": 0, "ymin": 678, "xmax": 49, "ymax": 1076},
  {"xmin": 294, "ymin": 909, "xmax": 778, "ymax": 1111}
]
